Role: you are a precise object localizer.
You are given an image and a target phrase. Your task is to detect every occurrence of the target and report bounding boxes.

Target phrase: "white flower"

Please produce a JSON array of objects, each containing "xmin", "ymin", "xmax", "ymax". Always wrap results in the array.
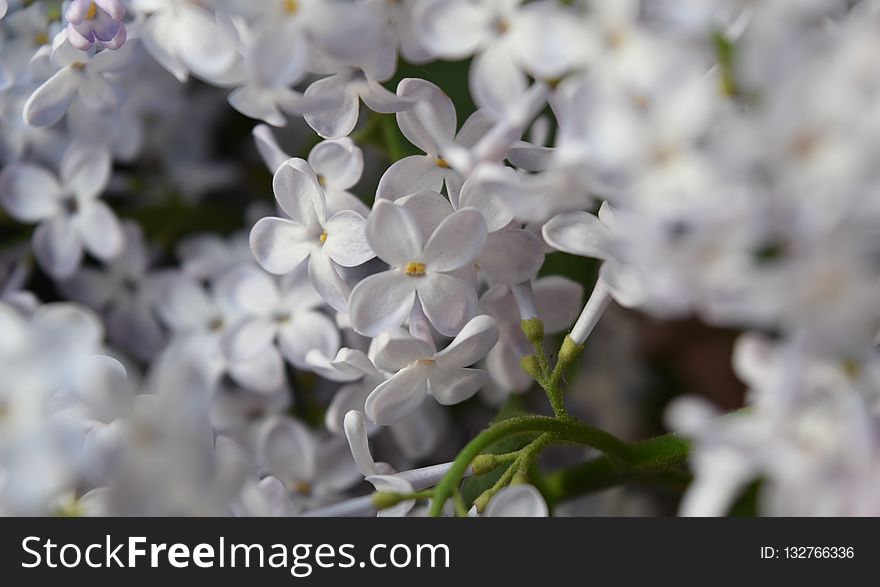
[
  {"xmin": 216, "ymin": 262, "xmax": 343, "ymax": 376},
  {"xmin": 376, "ymin": 78, "xmax": 492, "ymax": 201},
  {"xmin": 0, "ymin": 142, "xmax": 123, "ymax": 278},
  {"xmin": 303, "ymin": 67, "xmax": 412, "ymax": 139},
  {"xmin": 258, "ymin": 415, "xmax": 361, "ymax": 513},
  {"xmin": 254, "ymin": 128, "xmax": 369, "ymax": 215},
  {"xmin": 154, "ymin": 273, "xmax": 285, "ymax": 393},
  {"xmin": 323, "ymin": 346, "xmax": 447, "ymax": 463},
  {"xmin": 132, "ymin": 0, "xmax": 238, "ymax": 83},
  {"xmin": 414, "ymin": 0, "xmax": 585, "ymax": 119},
  {"xmin": 364, "ymin": 314, "xmax": 498, "ymax": 424},
  {"xmin": 176, "ymin": 232, "xmax": 254, "ymax": 283},
  {"xmin": 349, "ymin": 199, "xmax": 487, "ymax": 337},
  {"xmin": 58, "ymin": 221, "xmax": 165, "ymax": 361},
  {"xmin": 341, "ymin": 410, "xmax": 462, "ymax": 517},
  {"xmin": 23, "ymin": 31, "xmax": 138, "ymax": 127},
  {"xmin": 249, "ymin": 159, "xmax": 374, "ymax": 312}
]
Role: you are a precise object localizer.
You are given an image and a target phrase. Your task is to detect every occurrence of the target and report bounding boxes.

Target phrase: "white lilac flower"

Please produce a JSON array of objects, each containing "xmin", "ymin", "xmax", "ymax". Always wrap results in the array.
[
  {"xmin": 323, "ymin": 346, "xmax": 447, "ymax": 463},
  {"xmin": 154, "ymin": 273, "xmax": 285, "ymax": 393},
  {"xmin": 414, "ymin": 0, "xmax": 585, "ymax": 119},
  {"xmin": 57, "ymin": 222, "xmax": 164, "ymax": 361},
  {"xmin": 363, "ymin": 314, "xmax": 498, "ymax": 425},
  {"xmin": 226, "ymin": 16, "xmax": 316, "ymax": 128},
  {"xmin": 669, "ymin": 334, "xmax": 880, "ymax": 516},
  {"xmin": 377, "ymin": 78, "xmax": 492, "ymax": 201},
  {"xmin": 176, "ymin": 232, "xmax": 254, "ymax": 283},
  {"xmin": 131, "ymin": 0, "xmax": 238, "ymax": 83},
  {"xmin": 349, "ymin": 199, "xmax": 487, "ymax": 337},
  {"xmin": 250, "ymin": 159, "xmax": 374, "ymax": 312},
  {"xmin": 257, "ymin": 415, "xmax": 361, "ymax": 513},
  {"xmin": 64, "ymin": 0, "xmax": 127, "ymax": 52},
  {"xmin": 23, "ymin": 31, "xmax": 137, "ymax": 127},
  {"xmin": 0, "ymin": 142, "xmax": 123, "ymax": 278},
  {"xmin": 303, "ymin": 67, "xmax": 412, "ymax": 139},
  {"xmin": 253, "ymin": 129, "xmax": 369, "ymax": 215},
  {"xmin": 216, "ymin": 262, "xmax": 344, "ymax": 376},
  {"xmin": 364, "ymin": 0, "xmax": 433, "ymax": 70},
  {"xmin": 340, "ymin": 410, "xmax": 463, "ymax": 517}
]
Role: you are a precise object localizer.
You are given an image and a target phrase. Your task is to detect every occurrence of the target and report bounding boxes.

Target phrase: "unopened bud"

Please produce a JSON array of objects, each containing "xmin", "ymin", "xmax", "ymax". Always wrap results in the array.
[
  {"xmin": 521, "ymin": 317, "xmax": 545, "ymax": 346},
  {"xmin": 520, "ymin": 354, "xmax": 542, "ymax": 379}
]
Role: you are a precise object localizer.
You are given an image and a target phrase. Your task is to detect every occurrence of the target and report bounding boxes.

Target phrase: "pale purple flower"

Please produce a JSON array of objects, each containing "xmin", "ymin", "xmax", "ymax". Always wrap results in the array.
[{"xmin": 65, "ymin": 0, "xmax": 127, "ymax": 51}]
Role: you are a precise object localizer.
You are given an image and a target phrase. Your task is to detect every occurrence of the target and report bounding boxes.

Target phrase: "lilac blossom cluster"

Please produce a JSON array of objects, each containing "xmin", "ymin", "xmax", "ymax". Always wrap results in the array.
[{"xmin": 1, "ymin": 0, "xmax": 879, "ymax": 517}]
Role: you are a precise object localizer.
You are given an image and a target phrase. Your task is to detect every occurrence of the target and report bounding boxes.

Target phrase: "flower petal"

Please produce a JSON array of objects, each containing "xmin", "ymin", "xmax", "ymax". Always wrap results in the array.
[
  {"xmin": 308, "ymin": 138, "xmax": 363, "ymax": 190},
  {"xmin": 376, "ymin": 154, "xmax": 446, "ymax": 201},
  {"xmin": 365, "ymin": 199, "xmax": 424, "ymax": 267},
  {"xmin": 343, "ymin": 410, "xmax": 379, "ymax": 476},
  {"xmin": 75, "ymin": 201, "xmax": 124, "ymax": 261},
  {"xmin": 303, "ymin": 74, "xmax": 360, "ymax": 139},
  {"xmin": 469, "ymin": 42, "xmax": 527, "ymax": 119},
  {"xmin": 259, "ymin": 416, "xmax": 317, "ymax": 485},
  {"xmin": 414, "ymin": 0, "xmax": 491, "ymax": 59},
  {"xmin": 434, "ymin": 314, "xmax": 498, "ymax": 369},
  {"xmin": 252, "ymin": 124, "xmax": 290, "ymax": 172},
  {"xmin": 477, "ymin": 228, "xmax": 544, "ymax": 284},
  {"xmin": 417, "ymin": 272, "xmax": 478, "ymax": 337},
  {"xmin": 323, "ymin": 210, "xmax": 373, "ymax": 267},
  {"xmin": 278, "ymin": 311, "xmax": 340, "ymax": 370},
  {"xmin": 484, "ymin": 484, "xmax": 548, "ymax": 517},
  {"xmin": 542, "ymin": 211, "xmax": 609, "ymax": 258},
  {"xmin": 423, "ymin": 208, "xmax": 487, "ymax": 272},
  {"xmin": 308, "ymin": 250, "xmax": 350, "ymax": 313},
  {"xmin": 228, "ymin": 345, "xmax": 285, "ymax": 392},
  {"xmin": 221, "ymin": 317, "xmax": 277, "ymax": 361},
  {"xmin": 396, "ymin": 78, "xmax": 456, "ymax": 154},
  {"xmin": 372, "ymin": 328, "xmax": 435, "ymax": 372},
  {"xmin": 272, "ymin": 162, "xmax": 324, "ymax": 227},
  {"xmin": 61, "ymin": 142, "xmax": 111, "ymax": 200},
  {"xmin": 228, "ymin": 86, "xmax": 287, "ymax": 127},
  {"xmin": 32, "ymin": 217, "xmax": 84, "ymax": 279},
  {"xmin": 249, "ymin": 217, "xmax": 314, "ymax": 275},
  {"xmin": 365, "ymin": 366, "xmax": 429, "ymax": 425},
  {"xmin": 215, "ymin": 264, "xmax": 280, "ymax": 316},
  {"xmin": 23, "ymin": 66, "xmax": 78, "ymax": 127},
  {"xmin": 349, "ymin": 271, "xmax": 417, "ymax": 337},
  {"xmin": 428, "ymin": 367, "xmax": 487, "ymax": 405},
  {"xmin": 0, "ymin": 163, "xmax": 62, "ymax": 221},
  {"xmin": 534, "ymin": 276, "xmax": 583, "ymax": 333}
]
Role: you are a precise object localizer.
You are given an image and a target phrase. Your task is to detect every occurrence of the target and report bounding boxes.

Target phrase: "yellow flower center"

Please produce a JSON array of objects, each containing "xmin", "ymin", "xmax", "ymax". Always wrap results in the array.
[
  {"xmin": 86, "ymin": 2, "xmax": 98, "ymax": 20},
  {"xmin": 319, "ymin": 230, "xmax": 328, "ymax": 244},
  {"xmin": 405, "ymin": 262, "xmax": 426, "ymax": 276},
  {"xmin": 436, "ymin": 157, "xmax": 451, "ymax": 169},
  {"xmin": 317, "ymin": 174, "xmax": 327, "ymax": 186},
  {"xmin": 294, "ymin": 481, "xmax": 312, "ymax": 495},
  {"xmin": 415, "ymin": 358, "xmax": 435, "ymax": 366},
  {"xmin": 34, "ymin": 32, "xmax": 49, "ymax": 45},
  {"xmin": 284, "ymin": 0, "xmax": 299, "ymax": 14},
  {"xmin": 72, "ymin": 62, "xmax": 87, "ymax": 71}
]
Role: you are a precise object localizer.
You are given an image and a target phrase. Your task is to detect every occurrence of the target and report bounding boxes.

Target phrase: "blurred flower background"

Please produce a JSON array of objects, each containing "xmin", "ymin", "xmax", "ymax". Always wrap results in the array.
[{"xmin": 1, "ymin": 0, "xmax": 879, "ymax": 517}]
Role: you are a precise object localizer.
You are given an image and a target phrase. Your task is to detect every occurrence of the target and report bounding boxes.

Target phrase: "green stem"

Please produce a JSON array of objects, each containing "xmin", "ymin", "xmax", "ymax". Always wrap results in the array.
[
  {"xmin": 542, "ymin": 432, "xmax": 691, "ymax": 506},
  {"xmin": 429, "ymin": 415, "xmax": 631, "ymax": 516},
  {"xmin": 452, "ymin": 488, "xmax": 468, "ymax": 517}
]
